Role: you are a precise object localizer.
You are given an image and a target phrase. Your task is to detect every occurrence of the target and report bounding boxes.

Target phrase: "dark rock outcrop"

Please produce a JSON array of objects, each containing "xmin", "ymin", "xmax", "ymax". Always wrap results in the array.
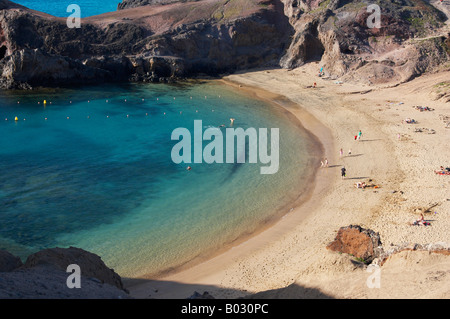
[
  {"xmin": 0, "ymin": 0, "xmax": 293, "ymax": 88},
  {"xmin": 23, "ymin": 247, "xmax": 125, "ymax": 291},
  {"xmin": 0, "ymin": 250, "xmax": 23, "ymax": 272},
  {"xmin": 0, "ymin": 247, "xmax": 130, "ymax": 299},
  {"xmin": 187, "ymin": 291, "xmax": 215, "ymax": 299},
  {"xmin": 327, "ymin": 225, "xmax": 383, "ymax": 263}
]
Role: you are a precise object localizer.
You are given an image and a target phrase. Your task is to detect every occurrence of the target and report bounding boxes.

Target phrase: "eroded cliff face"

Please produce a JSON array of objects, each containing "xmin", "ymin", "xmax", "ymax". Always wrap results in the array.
[
  {"xmin": 0, "ymin": 247, "xmax": 130, "ymax": 299},
  {"xmin": 0, "ymin": 0, "xmax": 293, "ymax": 88},
  {"xmin": 0, "ymin": 0, "xmax": 449, "ymax": 88},
  {"xmin": 280, "ymin": 0, "xmax": 450, "ymax": 84}
]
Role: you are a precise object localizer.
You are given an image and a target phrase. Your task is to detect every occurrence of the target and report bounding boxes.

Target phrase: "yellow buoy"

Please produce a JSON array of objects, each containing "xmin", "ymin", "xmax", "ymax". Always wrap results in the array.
[
  {"xmin": 14, "ymin": 116, "xmax": 18, "ymax": 121},
  {"xmin": 43, "ymin": 100, "xmax": 47, "ymax": 104}
]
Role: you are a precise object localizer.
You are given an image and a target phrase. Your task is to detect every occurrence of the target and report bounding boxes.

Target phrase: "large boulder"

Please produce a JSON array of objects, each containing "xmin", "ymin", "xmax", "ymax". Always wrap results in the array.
[
  {"xmin": 23, "ymin": 247, "xmax": 125, "ymax": 291},
  {"xmin": 0, "ymin": 250, "xmax": 23, "ymax": 272},
  {"xmin": 326, "ymin": 225, "xmax": 383, "ymax": 263}
]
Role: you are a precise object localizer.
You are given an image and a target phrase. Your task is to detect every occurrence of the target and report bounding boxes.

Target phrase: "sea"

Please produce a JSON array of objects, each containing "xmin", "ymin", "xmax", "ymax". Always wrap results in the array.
[
  {"xmin": 3, "ymin": 0, "xmax": 320, "ymax": 279},
  {"xmin": 14, "ymin": 0, "xmax": 121, "ymax": 17},
  {"xmin": 0, "ymin": 81, "xmax": 319, "ymax": 278}
]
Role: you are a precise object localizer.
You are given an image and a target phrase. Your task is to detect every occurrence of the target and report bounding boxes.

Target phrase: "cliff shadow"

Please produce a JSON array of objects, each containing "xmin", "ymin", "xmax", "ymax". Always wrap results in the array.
[{"xmin": 123, "ymin": 278, "xmax": 335, "ymax": 299}]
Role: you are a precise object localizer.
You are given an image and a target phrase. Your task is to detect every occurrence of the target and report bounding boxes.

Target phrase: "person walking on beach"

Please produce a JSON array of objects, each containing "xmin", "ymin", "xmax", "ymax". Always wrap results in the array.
[
  {"xmin": 340, "ymin": 148, "xmax": 344, "ymax": 157},
  {"xmin": 341, "ymin": 167, "xmax": 346, "ymax": 179},
  {"xmin": 357, "ymin": 130, "xmax": 362, "ymax": 141}
]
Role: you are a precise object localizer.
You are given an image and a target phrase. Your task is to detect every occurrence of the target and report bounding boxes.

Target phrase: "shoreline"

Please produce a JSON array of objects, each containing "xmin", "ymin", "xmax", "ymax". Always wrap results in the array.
[
  {"xmin": 124, "ymin": 77, "xmax": 328, "ymax": 281},
  {"xmin": 129, "ymin": 65, "xmax": 450, "ymax": 299},
  {"xmin": 127, "ymin": 68, "xmax": 338, "ymax": 298}
]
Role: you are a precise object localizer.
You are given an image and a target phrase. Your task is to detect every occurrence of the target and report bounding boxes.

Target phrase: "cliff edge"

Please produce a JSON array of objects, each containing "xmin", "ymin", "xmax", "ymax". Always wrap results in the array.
[{"xmin": 0, "ymin": 0, "xmax": 449, "ymax": 88}]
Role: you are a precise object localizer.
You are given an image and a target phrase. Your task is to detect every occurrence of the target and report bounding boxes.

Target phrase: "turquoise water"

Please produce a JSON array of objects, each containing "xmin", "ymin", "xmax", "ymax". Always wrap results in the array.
[
  {"xmin": 14, "ymin": 0, "xmax": 120, "ymax": 17},
  {"xmin": 0, "ymin": 82, "xmax": 317, "ymax": 278}
]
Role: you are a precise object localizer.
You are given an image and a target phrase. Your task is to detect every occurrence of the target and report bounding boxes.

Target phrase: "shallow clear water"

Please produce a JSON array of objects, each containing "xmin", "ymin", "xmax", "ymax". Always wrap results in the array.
[
  {"xmin": 14, "ymin": 0, "xmax": 120, "ymax": 17},
  {"xmin": 0, "ymin": 82, "xmax": 317, "ymax": 278}
]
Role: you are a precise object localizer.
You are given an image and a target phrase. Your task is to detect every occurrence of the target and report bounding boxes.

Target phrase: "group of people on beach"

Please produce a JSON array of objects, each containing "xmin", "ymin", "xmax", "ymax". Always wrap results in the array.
[{"xmin": 435, "ymin": 166, "xmax": 450, "ymax": 175}]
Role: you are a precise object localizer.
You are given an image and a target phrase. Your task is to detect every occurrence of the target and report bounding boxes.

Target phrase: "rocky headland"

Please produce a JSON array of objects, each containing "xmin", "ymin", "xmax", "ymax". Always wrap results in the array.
[
  {"xmin": 0, "ymin": 247, "xmax": 130, "ymax": 298},
  {"xmin": 0, "ymin": 0, "xmax": 448, "ymax": 89}
]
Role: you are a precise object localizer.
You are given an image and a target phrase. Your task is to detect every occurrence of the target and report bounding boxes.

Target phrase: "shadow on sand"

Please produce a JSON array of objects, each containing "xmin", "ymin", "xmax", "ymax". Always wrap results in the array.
[
  {"xmin": 344, "ymin": 154, "xmax": 364, "ymax": 158},
  {"xmin": 123, "ymin": 278, "xmax": 335, "ymax": 299}
]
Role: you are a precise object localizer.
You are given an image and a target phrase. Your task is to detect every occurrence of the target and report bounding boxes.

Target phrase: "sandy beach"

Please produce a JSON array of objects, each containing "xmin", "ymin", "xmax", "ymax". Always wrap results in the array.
[{"xmin": 128, "ymin": 64, "xmax": 450, "ymax": 299}]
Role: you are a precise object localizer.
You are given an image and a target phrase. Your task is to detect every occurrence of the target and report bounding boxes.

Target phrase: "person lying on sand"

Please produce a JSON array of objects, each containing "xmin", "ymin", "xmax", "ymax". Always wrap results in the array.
[
  {"xmin": 414, "ymin": 106, "xmax": 434, "ymax": 112},
  {"xmin": 410, "ymin": 214, "xmax": 431, "ymax": 226},
  {"xmin": 435, "ymin": 166, "xmax": 450, "ymax": 175},
  {"xmin": 404, "ymin": 118, "xmax": 417, "ymax": 124},
  {"xmin": 354, "ymin": 182, "xmax": 366, "ymax": 189},
  {"xmin": 354, "ymin": 181, "xmax": 379, "ymax": 189}
]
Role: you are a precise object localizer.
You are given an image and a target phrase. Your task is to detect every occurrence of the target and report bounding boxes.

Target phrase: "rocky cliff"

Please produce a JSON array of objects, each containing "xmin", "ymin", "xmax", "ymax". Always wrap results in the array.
[
  {"xmin": 281, "ymin": 0, "xmax": 450, "ymax": 84},
  {"xmin": 0, "ymin": 0, "xmax": 292, "ymax": 88},
  {"xmin": 0, "ymin": 247, "xmax": 130, "ymax": 298},
  {"xmin": 0, "ymin": 0, "xmax": 449, "ymax": 89}
]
